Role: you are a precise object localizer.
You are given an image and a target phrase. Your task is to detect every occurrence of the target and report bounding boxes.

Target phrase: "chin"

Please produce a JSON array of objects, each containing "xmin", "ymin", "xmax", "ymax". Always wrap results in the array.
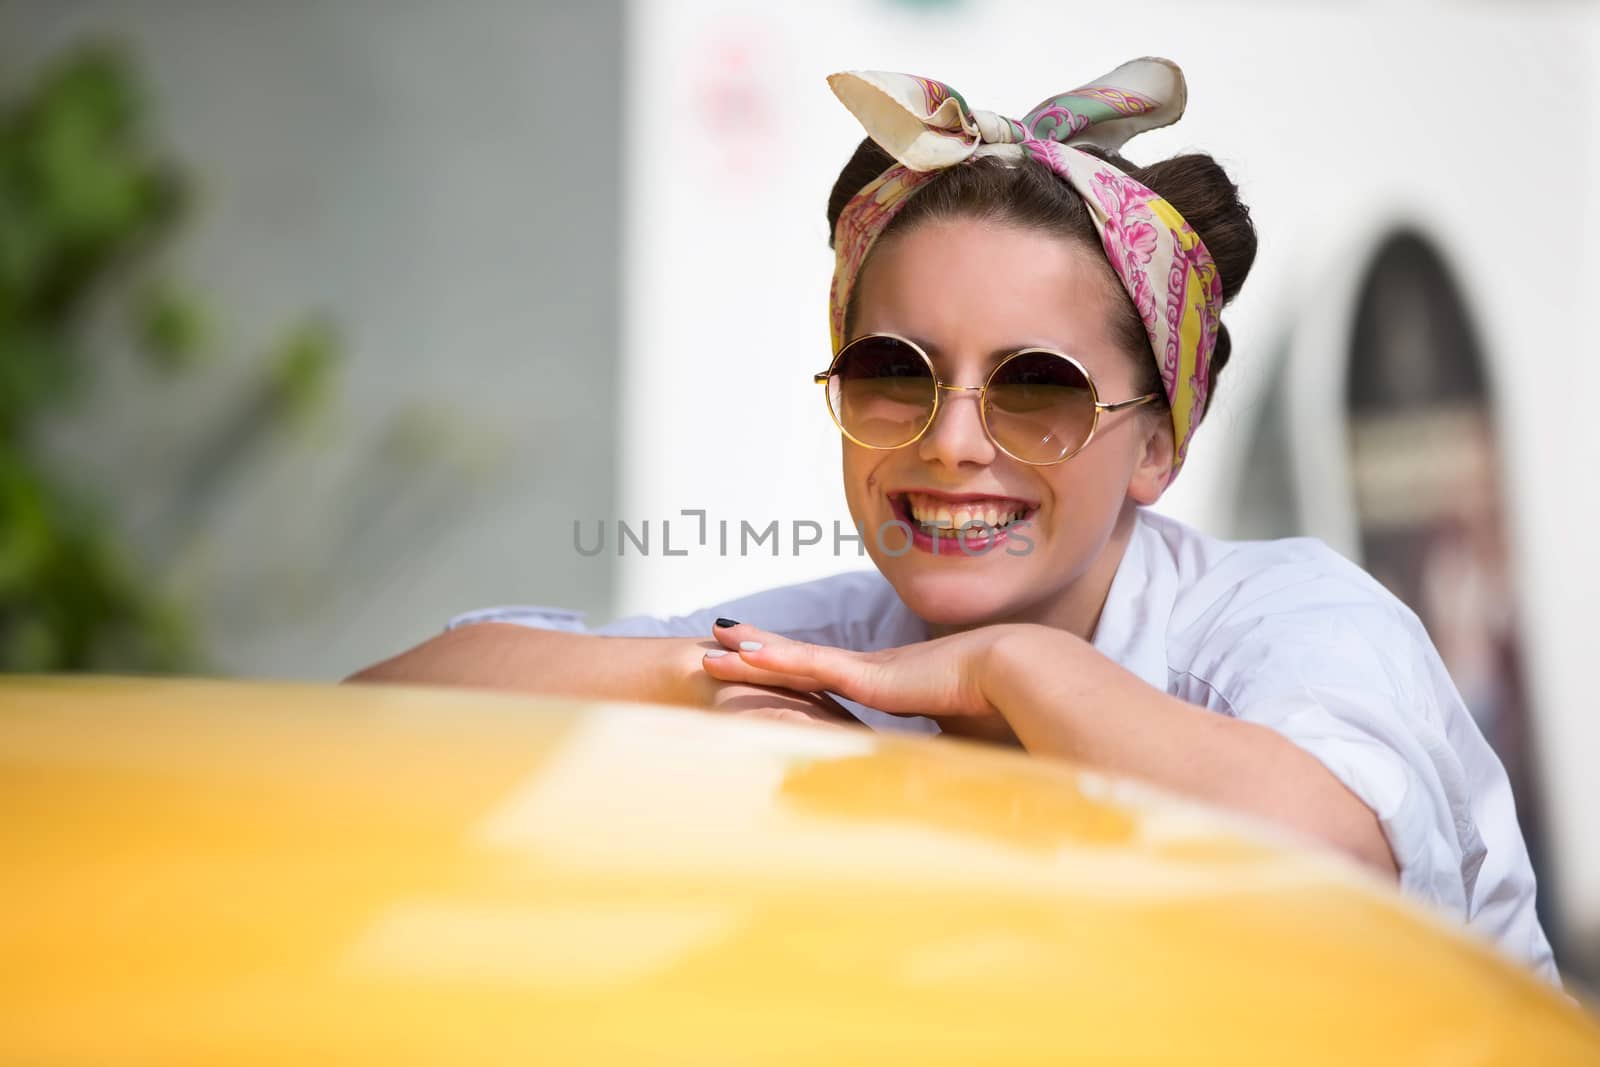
[{"xmin": 884, "ymin": 565, "xmax": 1030, "ymax": 629}]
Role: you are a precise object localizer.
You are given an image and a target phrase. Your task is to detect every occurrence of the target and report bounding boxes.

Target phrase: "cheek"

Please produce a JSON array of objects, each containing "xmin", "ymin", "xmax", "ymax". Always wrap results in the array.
[
  {"xmin": 840, "ymin": 446, "xmax": 873, "ymax": 520},
  {"xmin": 1038, "ymin": 438, "xmax": 1141, "ymax": 528}
]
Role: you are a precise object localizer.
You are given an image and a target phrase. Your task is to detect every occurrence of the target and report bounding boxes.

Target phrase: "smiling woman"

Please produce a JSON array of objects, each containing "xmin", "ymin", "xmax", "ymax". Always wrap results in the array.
[{"xmin": 348, "ymin": 58, "xmax": 1559, "ymax": 984}]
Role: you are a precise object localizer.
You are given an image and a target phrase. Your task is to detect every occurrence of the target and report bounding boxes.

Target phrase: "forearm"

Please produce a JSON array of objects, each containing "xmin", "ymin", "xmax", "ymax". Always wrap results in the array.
[
  {"xmin": 980, "ymin": 625, "xmax": 1399, "ymax": 880},
  {"xmin": 345, "ymin": 623, "xmax": 718, "ymax": 707}
]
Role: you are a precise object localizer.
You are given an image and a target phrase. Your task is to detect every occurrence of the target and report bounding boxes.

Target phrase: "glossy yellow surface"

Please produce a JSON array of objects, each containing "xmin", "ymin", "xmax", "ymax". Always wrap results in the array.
[{"xmin": 3, "ymin": 676, "xmax": 1597, "ymax": 1064}]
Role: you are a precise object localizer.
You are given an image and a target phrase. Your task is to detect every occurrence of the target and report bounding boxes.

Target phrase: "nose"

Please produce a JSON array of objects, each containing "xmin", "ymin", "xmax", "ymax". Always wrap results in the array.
[{"xmin": 916, "ymin": 384, "xmax": 997, "ymax": 469}]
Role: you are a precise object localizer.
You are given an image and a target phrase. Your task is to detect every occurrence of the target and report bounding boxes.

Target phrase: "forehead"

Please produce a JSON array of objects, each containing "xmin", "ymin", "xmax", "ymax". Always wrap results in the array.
[{"xmin": 850, "ymin": 217, "xmax": 1129, "ymax": 369}]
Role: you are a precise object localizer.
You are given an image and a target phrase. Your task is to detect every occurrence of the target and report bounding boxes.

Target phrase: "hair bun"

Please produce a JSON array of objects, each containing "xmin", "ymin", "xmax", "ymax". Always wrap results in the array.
[{"xmin": 1123, "ymin": 153, "xmax": 1257, "ymax": 307}]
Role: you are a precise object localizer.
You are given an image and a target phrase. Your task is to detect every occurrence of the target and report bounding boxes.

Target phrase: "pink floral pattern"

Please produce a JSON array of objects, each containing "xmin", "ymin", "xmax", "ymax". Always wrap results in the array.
[
  {"xmin": 1088, "ymin": 170, "xmax": 1161, "ymax": 332},
  {"xmin": 829, "ymin": 165, "xmax": 935, "ymax": 347},
  {"xmin": 828, "ymin": 60, "xmax": 1222, "ymax": 476}
]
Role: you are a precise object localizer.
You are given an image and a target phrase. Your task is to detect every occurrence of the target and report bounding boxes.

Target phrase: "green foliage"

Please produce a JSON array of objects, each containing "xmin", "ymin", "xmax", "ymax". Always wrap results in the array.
[
  {"xmin": 135, "ymin": 282, "xmax": 211, "ymax": 374},
  {"xmin": 0, "ymin": 43, "xmax": 337, "ymax": 673}
]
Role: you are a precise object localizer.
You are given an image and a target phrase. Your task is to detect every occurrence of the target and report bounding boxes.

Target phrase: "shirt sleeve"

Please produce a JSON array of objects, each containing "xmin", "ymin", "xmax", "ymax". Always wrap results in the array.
[
  {"xmin": 444, "ymin": 570, "xmax": 901, "ymax": 645},
  {"xmin": 445, "ymin": 606, "xmax": 591, "ymax": 633},
  {"xmin": 1144, "ymin": 521, "xmax": 1554, "ymax": 981},
  {"xmin": 442, "ymin": 601, "xmax": 716, "ymax": 638},
  {"xmin": 1185, "ymin": 597, "xmax": 1488, "ymax": 919}
]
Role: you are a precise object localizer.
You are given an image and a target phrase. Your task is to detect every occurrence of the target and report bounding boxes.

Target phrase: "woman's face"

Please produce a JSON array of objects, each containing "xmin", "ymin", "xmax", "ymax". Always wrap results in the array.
[{"xmin": 842, "ymin": 216, "xmax": 1170, "ymax": 634}]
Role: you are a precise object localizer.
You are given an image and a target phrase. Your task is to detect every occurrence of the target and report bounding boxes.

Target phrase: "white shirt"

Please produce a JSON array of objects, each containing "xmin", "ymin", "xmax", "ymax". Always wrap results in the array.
[{"xmin": 448, "ymin": 507, "xmax": 1558, "ymax": 982}]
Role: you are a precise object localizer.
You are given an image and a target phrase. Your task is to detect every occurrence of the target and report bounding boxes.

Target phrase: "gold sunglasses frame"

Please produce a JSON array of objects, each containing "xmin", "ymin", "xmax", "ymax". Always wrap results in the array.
[{"xmin": 814, "ymin": 332, "xmax": 1163, "ymax": 466}]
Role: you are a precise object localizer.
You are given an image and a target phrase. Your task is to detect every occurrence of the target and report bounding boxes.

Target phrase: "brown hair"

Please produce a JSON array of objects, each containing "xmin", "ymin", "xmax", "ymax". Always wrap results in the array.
[{"xmin": 826, "ymin": 139, "xmax": 1257, "ymax": 416}]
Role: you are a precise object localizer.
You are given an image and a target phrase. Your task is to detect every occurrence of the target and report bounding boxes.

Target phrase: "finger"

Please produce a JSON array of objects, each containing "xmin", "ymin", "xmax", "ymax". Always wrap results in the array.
[
  {"xmin": 711, "ymin": 620, "xmax": 929, "ymax": 716},
  {"xmin": 708, "ymin": 617, "xmax": 774, "ymax": 652},
  {"xmin": 701, "ymin": 647, "xmax": 828, "ymax": 691},
  {"xmin": 732, "ymin": 636, "xmax": 884, "ymax": 709},
  {"xmin": 704, "ymin": 619, "xmax": 830, "ymax": 691}
]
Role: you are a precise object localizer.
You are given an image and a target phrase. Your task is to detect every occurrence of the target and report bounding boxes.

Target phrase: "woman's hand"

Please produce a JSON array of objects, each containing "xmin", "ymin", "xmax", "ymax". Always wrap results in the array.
[{"xmin": 699, "ymin": 620, "xmax": 1022, "ymax": 744}]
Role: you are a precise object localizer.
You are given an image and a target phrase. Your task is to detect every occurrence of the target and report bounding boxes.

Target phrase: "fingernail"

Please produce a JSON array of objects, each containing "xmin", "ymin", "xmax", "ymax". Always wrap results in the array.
[
  {"xmin": 704, "ymin": 649, "xmax": 729, "ymax": 658},
  {"xmin": 739, "ymin": 640, "xmax": 763, "ymax": 652},
  {"xmin": 715, "ymin": 617, "xmax": 740, "ymax": 628}
]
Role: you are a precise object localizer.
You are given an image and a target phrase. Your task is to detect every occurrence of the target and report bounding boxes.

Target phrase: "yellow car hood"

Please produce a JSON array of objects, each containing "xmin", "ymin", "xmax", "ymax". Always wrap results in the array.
[{"xmin": 3, "ymin": 676, "xmax": 1596, "ymax": 1063}]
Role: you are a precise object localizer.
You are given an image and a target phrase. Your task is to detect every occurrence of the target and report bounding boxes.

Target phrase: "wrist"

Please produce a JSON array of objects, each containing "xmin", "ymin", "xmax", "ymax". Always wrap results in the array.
[
  {"xmin": 655, "ymin": 638, "xmax": 721, "ymax": 708},
  {"xmin": 977, "ymin": 624, "xmax": 1090, "ymax": 740},
  {"xmin": 975, "ymin": 623, "xmax": 1047, "ymax": 707}
]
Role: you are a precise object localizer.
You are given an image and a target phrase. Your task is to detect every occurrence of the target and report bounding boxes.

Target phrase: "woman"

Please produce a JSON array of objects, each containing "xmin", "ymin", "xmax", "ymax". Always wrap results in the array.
[{"xmin": 351, "ymin": 59, "xmax": 1557, "ymax": 982}]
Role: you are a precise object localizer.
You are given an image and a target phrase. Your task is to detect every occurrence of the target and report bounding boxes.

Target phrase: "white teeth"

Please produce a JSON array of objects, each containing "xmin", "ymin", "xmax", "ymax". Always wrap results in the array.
[{"xmin": 903, "ymin": 494, "xmax": 1028, "ymax": 532}]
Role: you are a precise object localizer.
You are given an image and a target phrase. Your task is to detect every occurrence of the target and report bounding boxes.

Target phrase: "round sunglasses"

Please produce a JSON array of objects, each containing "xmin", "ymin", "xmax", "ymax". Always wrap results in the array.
[{"xmin": 814, "ymin": 333, "xmax": 1162, "ymax": 466}]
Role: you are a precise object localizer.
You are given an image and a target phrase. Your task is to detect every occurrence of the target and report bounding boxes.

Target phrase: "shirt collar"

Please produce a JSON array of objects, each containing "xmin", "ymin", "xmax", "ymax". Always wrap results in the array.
[{"xmin": 1089, "ymin": 508, "xmax": 1175, "ymax": 692}]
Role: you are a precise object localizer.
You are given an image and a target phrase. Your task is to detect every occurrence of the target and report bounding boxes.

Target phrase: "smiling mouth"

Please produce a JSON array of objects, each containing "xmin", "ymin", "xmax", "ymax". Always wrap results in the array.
[{"xmin": 889, "ymin": 491, "xmax": 1039, "ymax": 535}]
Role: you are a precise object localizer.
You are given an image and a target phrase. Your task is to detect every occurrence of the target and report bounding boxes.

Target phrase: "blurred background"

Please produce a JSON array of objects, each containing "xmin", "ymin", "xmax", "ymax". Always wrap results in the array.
[{"xmin": 2, "ymin": 0, "xmax": 1596, "ymax": 983}]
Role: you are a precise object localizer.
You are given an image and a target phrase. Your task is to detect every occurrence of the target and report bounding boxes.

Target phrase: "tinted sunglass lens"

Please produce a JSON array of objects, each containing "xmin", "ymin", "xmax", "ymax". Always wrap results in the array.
[
  {"xmin": 827, "ymin": 337, "xmax": 936, "ymax": 448},
  {"xmin": 984, "ymin": 351, "xmax": 1096, "ymax": 463}
]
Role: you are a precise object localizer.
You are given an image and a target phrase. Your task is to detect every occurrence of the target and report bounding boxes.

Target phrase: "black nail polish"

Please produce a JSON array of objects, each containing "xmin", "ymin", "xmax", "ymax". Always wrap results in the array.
[{"xmin": 715, "ymin": 617, "xmax": 740, "ymax": 628}]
